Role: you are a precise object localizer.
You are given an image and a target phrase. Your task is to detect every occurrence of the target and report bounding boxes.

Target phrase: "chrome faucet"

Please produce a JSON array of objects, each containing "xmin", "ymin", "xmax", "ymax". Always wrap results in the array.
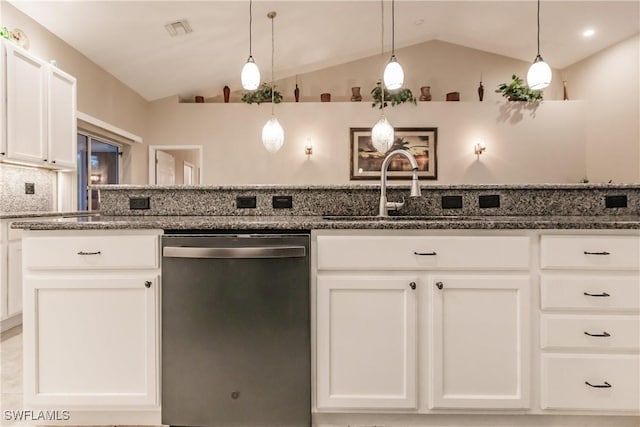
[{"xmin": 379, "ymin": 149, "xmax": 422, "ymax": 216}]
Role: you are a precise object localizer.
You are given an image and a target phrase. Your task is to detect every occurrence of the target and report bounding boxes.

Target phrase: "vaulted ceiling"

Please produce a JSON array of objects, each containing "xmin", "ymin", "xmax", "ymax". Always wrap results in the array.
[{"xmin": 8, "ymin": 1, "xmax": 640, "ymax": 101}]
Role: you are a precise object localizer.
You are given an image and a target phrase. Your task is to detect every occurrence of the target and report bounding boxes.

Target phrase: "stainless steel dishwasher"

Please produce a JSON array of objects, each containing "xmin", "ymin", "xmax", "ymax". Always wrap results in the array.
[{"xmin": 161, "ymin": 233, "xmax": 310, "ymax": 427}]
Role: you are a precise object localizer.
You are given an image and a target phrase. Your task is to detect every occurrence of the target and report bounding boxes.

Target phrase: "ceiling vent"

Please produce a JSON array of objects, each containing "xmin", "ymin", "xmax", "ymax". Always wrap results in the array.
[{"xmin": 164, "ymin": 19, "xmax": 193, "ymax": 37}]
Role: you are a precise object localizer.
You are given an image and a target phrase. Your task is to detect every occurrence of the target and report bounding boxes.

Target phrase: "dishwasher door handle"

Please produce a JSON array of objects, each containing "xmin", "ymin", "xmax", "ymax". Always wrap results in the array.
[{"xmin": 163, "ymin": 245, "xmax": 306, "ymax": 259}]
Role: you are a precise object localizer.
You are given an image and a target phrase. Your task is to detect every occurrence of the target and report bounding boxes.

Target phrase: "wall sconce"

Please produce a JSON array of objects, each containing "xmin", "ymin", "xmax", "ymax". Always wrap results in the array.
[
  {"xmin": 304, "ymin": 138, "xmax": 313, "ymax": 156},
  {"xmin": 474, "ymin": 140, "xmax": 486, "ymax": 158}
]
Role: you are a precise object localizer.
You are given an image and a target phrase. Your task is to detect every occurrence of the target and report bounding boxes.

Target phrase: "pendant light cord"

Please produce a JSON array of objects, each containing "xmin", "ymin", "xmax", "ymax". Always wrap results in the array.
[
  {"xmin": 248, "ymin": 0, "xmax": 253, "ymax": 57},
  {"xmin": 536, "ymin": 0, "xmax": 541, "ymax": 57},
  {"xmin": 391, "ymin": 0, "xmax": 395, "ymax": 55},
  {"xmin": 380, "ymin": 0, "xmax": 385, "ymax": 115},
  {"xmin": 270, "ymin": 12, "xmax": 275, "ymax": 113}
]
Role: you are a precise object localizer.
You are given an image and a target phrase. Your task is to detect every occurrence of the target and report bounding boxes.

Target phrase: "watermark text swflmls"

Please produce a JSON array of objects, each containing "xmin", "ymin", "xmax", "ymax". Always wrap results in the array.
[{"xmin": 3, "ymin": 410, "xmax": 70, "ymax": 422}]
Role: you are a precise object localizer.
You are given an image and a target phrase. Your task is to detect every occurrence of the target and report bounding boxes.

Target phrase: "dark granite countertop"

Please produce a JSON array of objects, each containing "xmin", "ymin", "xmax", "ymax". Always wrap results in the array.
[
  {"xmin": 11, "ymin": 214, "xmax": 640, "ymax": 231},
  {"xmin": 0, "ymin": 211, "xmax": 94, "ymax": 220}
]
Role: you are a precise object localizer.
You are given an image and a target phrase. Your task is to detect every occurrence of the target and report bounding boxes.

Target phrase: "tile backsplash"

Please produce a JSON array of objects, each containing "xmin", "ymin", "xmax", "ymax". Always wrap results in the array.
[{"xmin": 0, "ymin": 164, "xmax": 56, "ymax": 212}]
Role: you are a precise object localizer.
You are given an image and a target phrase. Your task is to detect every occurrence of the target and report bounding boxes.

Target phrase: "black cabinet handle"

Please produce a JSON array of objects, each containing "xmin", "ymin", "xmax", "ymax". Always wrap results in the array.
[
  {"xmin": 77, "ymin": 251, "xmax": 101, "ymax": 255},
  {"xmin": 409, "ymin": 282, "xmax": 416, "ymax": 290},
  {"xmin": 52, "ymin": 160, "xmax": 56, "ymax": 164},
  {"xmin": 584, "ymin": 251, "xmax": 610, "ymax": 255},
  {"xmin": 0, "ymin": 152, "xmax": 5, "ymax": 155},
  {"xmin": 414, "ymin": 251, "xmax": 437, "ymax": 256},
  {"xmin": 583, "ymin": 292, "xmax": 610, "ymax": 297},
  {"xmin": 145, "ymin": 281, "xmax": 152, "ymax": 288},
  {"xmin": 435, "ymin": 281, "xmax": 444, "ymax": 290},
  {"xmin": 584, "ymin": 331, "xmax": 611, "ymax": 337},
  {"xmin": 585, "ymin": 381, "xmax": 611, "ymax": 388}
]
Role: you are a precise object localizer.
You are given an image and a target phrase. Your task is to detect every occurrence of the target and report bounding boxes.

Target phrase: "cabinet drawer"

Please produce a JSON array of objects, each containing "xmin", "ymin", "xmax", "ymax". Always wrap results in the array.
[
  {"xmin": 541, "ymin": 354, "xmax": 640, "ymax": 412},
  {"xmin": 541, "ymin": 315, "xmax": 640, "ymax": 351},
  {"xmin": 24, "ymin": 234, "xmax": 159, "ymax": 269},
  {"xmin": 541, "ymin": 276, "xmax": 640, "ymax": 312},
  {"xmin": 541, "ymin": 235, "xmax": 640, "ymax": 270},
  {"xmin": 317, "ymin": 236, "xmax": 529, "ymax": 270}
]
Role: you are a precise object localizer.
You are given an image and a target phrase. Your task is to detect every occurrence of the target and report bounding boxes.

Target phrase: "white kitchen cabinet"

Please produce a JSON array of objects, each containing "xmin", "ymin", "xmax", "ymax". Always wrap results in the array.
[
  {"xmin": 1, "ymin": 220, "xmax": 24, "ymax": 332},
  {"xmin": 429, "ymin": 275, "xmax": 530, "ymax": 409},
  {"xmin": 46, "ymin": 66, "xmax": 77, "ymax": 169},
  {"xmin": 1, "ymin": 41, "xmax": 76, "ymax": 169},
  {"xmin": 316, "ymin": 274, "xmax": 417, "ymax": 409},
  {"xmin": 539, "ymin": 234, "xmax": 640, "ymax": 414},
  {"xmin": 22, "ymin": 230, "xmax": 161, "ymax": 412}
]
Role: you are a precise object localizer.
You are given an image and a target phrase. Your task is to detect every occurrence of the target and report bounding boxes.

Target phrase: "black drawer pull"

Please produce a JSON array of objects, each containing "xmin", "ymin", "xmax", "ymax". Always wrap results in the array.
[
  {"xmin": 409, "ymin": 282, "xmax": 416, "ymax": 290},
  {"xmin": 585, "ymin": 381, "xmax": 611, "ymax": 388},
  {"xmin": 77, "ymin": 251, "xmax": 101, "ymax": 256},
  {"xmin": 584, "ymin": 251, "xmax": 610, "ymax": 255},
  {"xmin": 435, "ymin": 281, "xmax": 444, "ymax": 290},
  {"xmin": 414, "ymin": 251, "xmax": 437, "ymax": 256},
  {"xmin": 584, "ymin": 331, "xmax": 611, "ymax": 337},
  {"xmin": 583, "ymin": 292, "xmax": 610, "ymax": 297}
]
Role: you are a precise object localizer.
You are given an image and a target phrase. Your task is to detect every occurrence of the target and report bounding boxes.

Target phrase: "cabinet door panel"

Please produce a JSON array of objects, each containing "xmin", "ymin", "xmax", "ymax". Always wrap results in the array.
[
  {"xmin": 429, "ymin": 275, "xmax": 530, "ymax": 409},
  {"xmin": 317, "ymin": 275, "xmax": 417, "ymax": 409},
  {"xmin": 7, "ymin": 240, "xmax": 22, "ymax": 315},
  {"xmin": 6, "ymin": 44, "xmax": 47, "ymax": 164},
  {"xmin": 23, "ymin": 275, "xmax": 157, "ymax": 407},
  {"xmin": 47, "ymin": 67, "xmax": 77, "ymax": 169}
]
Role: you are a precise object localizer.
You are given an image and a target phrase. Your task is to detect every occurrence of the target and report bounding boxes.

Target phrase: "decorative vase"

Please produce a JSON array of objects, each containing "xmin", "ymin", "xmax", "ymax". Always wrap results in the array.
[
  {"xmin": 446, "ymin": 92, "xmax": 460, "ymax": 101},
  {"xmin": 223, "ymin": 85, "xmax": 230, "ymax": 103},
  {"xmin": 320, "ymin": 93, "xmax": 331, "ymax": 102},
  {"xmin": 195, "ymin": 96, "xmax": 205, "ymax": 103},
  {"xmin": 350, "ymin": 87, "xmax": 362, "ymax": 102},
  {"xmin": 477, "ymin": 81, "xmax": 484, "ymax": 101},
  {"xmin": 294, "ymin": 84, "xmax": 300, "ymax": 102},
  {"xmin": 419, "ymin": 86, "xmax": 432, "ymax": 101}
]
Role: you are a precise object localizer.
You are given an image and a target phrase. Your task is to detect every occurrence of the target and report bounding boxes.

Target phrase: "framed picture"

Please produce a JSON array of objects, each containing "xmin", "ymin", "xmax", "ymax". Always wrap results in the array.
[{"xmin": 350, "ymin": 127, "xmax": 438, "ymax": 180}]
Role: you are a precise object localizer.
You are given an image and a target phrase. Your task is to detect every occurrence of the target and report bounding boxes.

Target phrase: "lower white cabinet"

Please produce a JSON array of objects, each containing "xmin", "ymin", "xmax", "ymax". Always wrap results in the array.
[
  {"xmin": 429, "ymin": 275, "xmax": 530, "ymax": 409},
  {"xmin": 316, "ymin": 274, "xmax": 417, "ymax": 409},
  {"xmin": 541, "ymin": 354, "xmax": 640, "ymax": 412},
  {"xmin": 1, "ymin": 221, "xmax": 24, "ymax": 332},
  {"xmin": 23, "ymin": 275, "xmax": 158, "ymax": 407},
  {"xmin": 22, "ymin": 230, "xmax": 161, "ymax": 413}
]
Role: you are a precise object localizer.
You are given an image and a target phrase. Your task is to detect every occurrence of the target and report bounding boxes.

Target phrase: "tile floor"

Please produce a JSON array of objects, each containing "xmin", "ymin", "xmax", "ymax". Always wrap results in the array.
[{"xmin": 1, "ymin": 326, "xmax": 26, "ymax": 426}]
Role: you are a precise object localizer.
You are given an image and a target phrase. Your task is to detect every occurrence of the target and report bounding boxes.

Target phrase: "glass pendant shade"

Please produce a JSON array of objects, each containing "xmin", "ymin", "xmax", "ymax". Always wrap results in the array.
[
  {"xmin": 527, "ymin": 55, "xmax": 552, "ymax": 90},
  {"xmin": 371, "ymin": 116, "xmax": 394, "ymax": 153},
  {"xmin": 241, "ymin": 57, "xmax": 260, "ymax": 90},
  {"xmin": 262, "ymin": 117, "xmax": 284, "ymax": 153},
  {"xmin": 383, "ymin": 55, "xmax": 404, "ymax": 91}
]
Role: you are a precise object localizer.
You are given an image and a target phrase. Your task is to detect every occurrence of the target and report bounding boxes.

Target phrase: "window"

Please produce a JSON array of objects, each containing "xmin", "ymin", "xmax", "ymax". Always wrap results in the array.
[{"xmin": 77, "ymin": 132, "xmax": 122, "ymax": 210}]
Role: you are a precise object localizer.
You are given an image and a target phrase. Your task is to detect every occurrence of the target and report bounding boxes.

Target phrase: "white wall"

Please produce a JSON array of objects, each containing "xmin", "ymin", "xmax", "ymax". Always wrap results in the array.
[
  {"xmin": 562, "ymin": 34, "xmax": 640, "ymax": 183},
  {"xmin": 146, "ymin": 98, "xmax": 586, "ymax": 185}
]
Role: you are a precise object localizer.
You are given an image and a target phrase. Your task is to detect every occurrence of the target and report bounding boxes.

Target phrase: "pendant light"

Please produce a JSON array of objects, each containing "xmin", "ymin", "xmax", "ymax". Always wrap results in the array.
[
  {"xmin": 372, "ymin": 1, "xmax": 394, "ymax": 153},
  {"xmin": 262, "ymin": 11, "xmax": 284, "ymax": 153},
  {"xmin": 526, "ymin": 0, "xmax": 552, "ymax": 90},
  {"xmin": 241, "ymin": 0, "xmax": 260, "ymax": 90},
  {"xmin": 383, "ymin": 0, "xmax": 404, "ymax": 91}
]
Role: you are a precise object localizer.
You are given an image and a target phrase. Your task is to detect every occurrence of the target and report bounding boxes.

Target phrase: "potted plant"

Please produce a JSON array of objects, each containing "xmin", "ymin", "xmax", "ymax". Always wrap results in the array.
[
  {"xmin": 241, "ymin": 83, "xmax": 282, "ymax": 104},
  {"xmin": 496, "ymin": 74, "xmax": 543, "ymax": 102},
  {"xmin": 371, "ymin": 81, "xmax": 417, "ymax": 109}
]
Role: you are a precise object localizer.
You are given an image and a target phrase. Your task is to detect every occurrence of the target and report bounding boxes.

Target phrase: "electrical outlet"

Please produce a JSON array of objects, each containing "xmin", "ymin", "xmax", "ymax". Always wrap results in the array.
[
  {"xmin": 129, "ymin": 197, "xmax": 150, "ymax": 210},
  {"xmin": 479, "ymin": 194, "xmax": 500, "ymax": 209},
  {"xmin": 272, "ymin": 195, "xmax": 293, "ymax": 209},
  {"xmin": 25, "ymin": 183, "xmax": 35, "ymax": 194},
  {"xmin": 236, "ymin": 196, "xmax": 257, "ymax": 209}
]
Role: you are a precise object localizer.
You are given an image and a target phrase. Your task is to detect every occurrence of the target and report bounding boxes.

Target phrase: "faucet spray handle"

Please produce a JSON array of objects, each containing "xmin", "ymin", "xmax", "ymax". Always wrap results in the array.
[
  {"xmin": 387, "ymin": 195, "xmax": 406, "ymax": 212},
  {"xmin": 410, "ymin": 169, "xmax": 422, "ymax": 197}
]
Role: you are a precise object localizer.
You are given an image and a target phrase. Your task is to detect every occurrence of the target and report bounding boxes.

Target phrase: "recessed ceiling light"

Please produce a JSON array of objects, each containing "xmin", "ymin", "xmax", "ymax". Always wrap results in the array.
[{"xmin": 583, "ymin": 29, "xmax": 595, "ymax": 37}]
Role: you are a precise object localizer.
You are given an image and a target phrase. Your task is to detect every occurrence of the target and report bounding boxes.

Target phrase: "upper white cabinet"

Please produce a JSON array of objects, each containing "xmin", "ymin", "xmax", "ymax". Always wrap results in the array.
[{"xmin": 1, "ymin": 41, "xmax": 76, "ymax": 169}]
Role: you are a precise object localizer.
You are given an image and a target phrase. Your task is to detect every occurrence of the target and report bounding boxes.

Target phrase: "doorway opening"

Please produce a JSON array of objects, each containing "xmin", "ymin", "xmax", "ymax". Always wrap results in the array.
[{"xmin": 148, "ymin": 145, "xmax": 203, "ymax": 185}]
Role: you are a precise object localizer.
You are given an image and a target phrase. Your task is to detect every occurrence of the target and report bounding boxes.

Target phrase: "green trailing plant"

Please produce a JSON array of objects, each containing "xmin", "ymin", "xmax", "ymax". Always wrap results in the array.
[
  {"xmin": 371, "ymin": 81, "xmax": 417, "ymax": 109},
  {"xmin": 0, "ymin": 27, "xmax": 12, "ymax": 41},
  {"xmin": 496, "ymin": 74, "xmax": 543, "ymax": 102},
  {"xmin": 241, "ymin": 83, "xmax": 282, "ymax": 105}
]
